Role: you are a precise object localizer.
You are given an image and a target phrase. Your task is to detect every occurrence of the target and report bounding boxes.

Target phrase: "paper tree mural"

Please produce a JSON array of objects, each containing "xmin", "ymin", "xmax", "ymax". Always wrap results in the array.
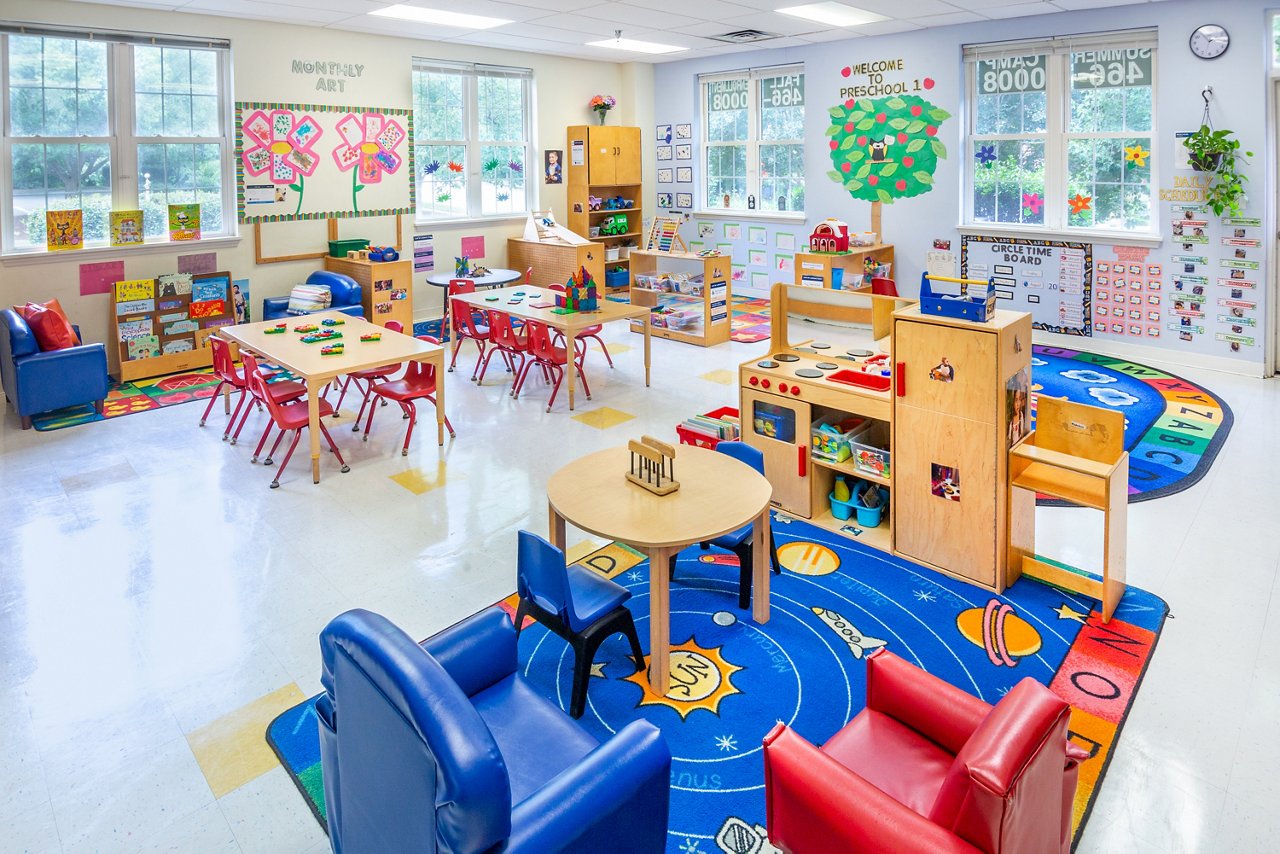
[
  {"xmin": 826, "ymin": 95, "xmax": 951, "ymax": 203},
  {"xmin": 241, "ymin": 109, "xmax": 323, "ymax": 215},
  {"xmin": 331, "ymin": 113, "xmax": 406, "ymax": 214}
]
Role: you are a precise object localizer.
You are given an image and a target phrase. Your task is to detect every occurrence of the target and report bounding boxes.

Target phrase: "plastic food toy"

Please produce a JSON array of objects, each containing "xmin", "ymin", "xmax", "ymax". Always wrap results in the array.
[
  {"xmin": 320, "ymin": 343, "xmax": 345, "ymax": 356},
  {"xmin": 321, "ymin": 317, "xmax": 345, "ymax": 327},
  {"xmin": 360, "ymin": 332, "xmax": 382, "ymax": 342},
  {"xmin": 263, "ymin": 323, "xmax": 287, "ymax": 335},
  {"xmin": 293, "ymin": 323, "xmax": 320, "ymax": 333}
]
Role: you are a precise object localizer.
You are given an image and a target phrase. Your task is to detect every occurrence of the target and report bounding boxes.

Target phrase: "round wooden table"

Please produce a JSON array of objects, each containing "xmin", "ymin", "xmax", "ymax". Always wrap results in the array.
[
  {"xmin": 425, "ymin": 268, "xmax": 522, "ymax": 342},
  {"xmin": 547, "ymin": 444, "xmax": 773, "ymax": 693}
]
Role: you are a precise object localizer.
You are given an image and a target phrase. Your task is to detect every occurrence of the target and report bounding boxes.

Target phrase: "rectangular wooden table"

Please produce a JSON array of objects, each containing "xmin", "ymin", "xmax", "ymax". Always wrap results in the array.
[
  {"xmin": 219, "ymin": 311, "xmax": 446, "ymax": 483},
  {"xmin": 450, "ymin": 286, "xmax": 652, "ymax": 410}
]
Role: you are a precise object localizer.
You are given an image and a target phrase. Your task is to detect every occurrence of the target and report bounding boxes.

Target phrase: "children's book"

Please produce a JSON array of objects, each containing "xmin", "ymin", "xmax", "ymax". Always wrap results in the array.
[
  {"xmin": 158, "ymin": 273, "xmax": 193, "ymax": 297},
  {"xmin": 116, "ymin": 279, "xmax": 155, "ymax": 302},
  {"xmin": 110, "ymin": 210, "xmax": 144, "ymax": 246},
  {"xmin": 46, "ymin": 210, "xmax": 84, "ymax": 251},
  {"xmin": 127, "ymin": 335, "xmax": 161, "ymax": 360},
  {"xmin": 168, "ymin": 204, "xmax": 201, "ymax": 241}
]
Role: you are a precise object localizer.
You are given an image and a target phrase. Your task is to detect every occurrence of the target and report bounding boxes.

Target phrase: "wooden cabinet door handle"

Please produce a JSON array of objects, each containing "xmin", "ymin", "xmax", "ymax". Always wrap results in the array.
[
  {"xmin": 798, "ymin": 445, "xmax": 807, "ymax": 477},
  {"xmin": 896, "ymin": 362, "xmax": 906, "ymax": 397}
]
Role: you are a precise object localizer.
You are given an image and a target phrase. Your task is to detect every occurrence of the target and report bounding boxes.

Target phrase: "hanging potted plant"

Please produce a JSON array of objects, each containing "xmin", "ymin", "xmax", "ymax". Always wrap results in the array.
[{"xmin": 1182, "ymin": 125, "xmax": 1253, "ymax": 216}]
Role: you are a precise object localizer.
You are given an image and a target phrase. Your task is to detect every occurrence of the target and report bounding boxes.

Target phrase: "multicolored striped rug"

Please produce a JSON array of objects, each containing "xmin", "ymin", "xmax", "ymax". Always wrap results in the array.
[{"xmin": 266, "ymin": 515, "xmax": 1167, "ymax": 851}]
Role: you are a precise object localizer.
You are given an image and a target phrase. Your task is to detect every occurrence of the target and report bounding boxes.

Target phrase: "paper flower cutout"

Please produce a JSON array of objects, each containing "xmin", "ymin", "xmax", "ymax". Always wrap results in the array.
[
  {"xmin": 1022, "ymin": 193, "xmax": 1043, "ymax": 214},
  {"xmin": 1124, "ymin": 144, "xmax": 1149, "ymax": 168},
  {"xmin": 1068, "ymin": 193, "xmax": 1093, "ymax": 215},
  {"xmin": 331, "ymin": 113, "xmax": 405, "ymax": 184},
  {"xmin": 508, "ymin": 160, "xmax": 523, "ymax": 173},
  {"xmin": 975, "ymin": 144, "xmax": 997, "ymax": 167},
  {"xmin": 240, "ymin": 109, "xmax": 323, "ymax": 185}
]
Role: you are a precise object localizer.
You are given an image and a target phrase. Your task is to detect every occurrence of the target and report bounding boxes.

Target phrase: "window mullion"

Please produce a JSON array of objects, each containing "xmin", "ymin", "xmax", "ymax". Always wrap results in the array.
[
  {"xmin": 466, "ymin": 74, "xmax": 480, "ymax": 217},
  {"xmin": 115, "ymin": 43, "xmax": 138, "ymax": 210},
  {"xmin": 1, "ymin": 35, "xmax": 11, "ymax": 251},
  {"xmin": 1043, "ymin": 52, "xmax": 1067, "ymax": 231},
  {"xmin": 747, "ymin": 78, "xmax": 760, "ymax": 204}
]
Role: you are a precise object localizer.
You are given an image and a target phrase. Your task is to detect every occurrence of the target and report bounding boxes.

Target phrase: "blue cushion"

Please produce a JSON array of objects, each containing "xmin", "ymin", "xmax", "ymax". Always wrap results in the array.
[
  {"xmin": 2, "ymin": 308, "xmax": 38, "ymax": 357},
  {"xmin": 711, "ymin": 523, "xmax": 752, "ymax": 550},
  {"xmin": 470, "ymin": 673, "xmax": 598, "ymax": 805},
  {"xmin": 566, "ymin": 563, "xmax": 632, "ymax": 632}
]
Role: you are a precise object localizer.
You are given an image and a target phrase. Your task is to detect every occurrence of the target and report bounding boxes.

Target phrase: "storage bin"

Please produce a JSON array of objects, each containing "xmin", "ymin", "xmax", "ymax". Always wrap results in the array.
[
  {"xmin": 855, "ymin": 484, "xmax": 888, "ymax": 527},
  {"xmin": 676, "ymin": 406, "xmax": 739, "ymax": 450},
  {"xmin": 605, "ymin": 269, "xmax": 629, "ymax": 287},
  {"xmin": 829, "ymin": 491, "xmax": 856, "ymax": 521},
  {"xmin": 605, "ymin": 247, "xmax": 621, "ymax": 262},
  {"xmin": 328, "ymin": 238, "xmax": 369, "ymax": 258},
  {"xmin": 851, "ymin": 421, "xmax": 891, "ymax": 479},
  {"xmin": 811, "ymin": 414, "xmax": 869, "ymax": 463}
]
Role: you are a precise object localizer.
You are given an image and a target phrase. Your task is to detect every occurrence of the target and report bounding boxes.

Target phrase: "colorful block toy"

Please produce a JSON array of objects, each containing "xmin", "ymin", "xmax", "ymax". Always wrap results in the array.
[
  {"xmin": 263, "ymin": 323, "xmax": 287, "ymax": 335},
  {"xmin": 360, "ymin": 333, "xmax": 382, "ymax": 342},
  {"xmin": 555, "ymin": 267, "xmax": 600, "ymax": 312},
  {"xmin": 321, "ymin": 318, "xmax": 345, "ymax": 327},
  {"xmin": 301, "ymin": 330, "xmax": 343, "ymax": 344},
  {"xmin": 293, "ymin": 323, "xmax": 319, "ymax": 333},
  {"xmin": 320, "ymin": 343, "xmax": 345, "ymax": 356}
]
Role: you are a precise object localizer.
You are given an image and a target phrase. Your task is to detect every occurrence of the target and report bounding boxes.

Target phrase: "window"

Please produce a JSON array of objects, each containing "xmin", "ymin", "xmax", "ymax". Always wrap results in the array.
[
  {"xmin": 412, "ymin": 61, "xmax": 533, "ymax": 222},
  {"xmin": 701, "ymin": 65, "xmax": 804, "ymax": 213},
  {"xmin": 964, "ymin": 31, "xmax": 1155, "ymax": 235},
  {"xmin": 1, "ymin": 26, "xmax": 232, "ymax": 252}
]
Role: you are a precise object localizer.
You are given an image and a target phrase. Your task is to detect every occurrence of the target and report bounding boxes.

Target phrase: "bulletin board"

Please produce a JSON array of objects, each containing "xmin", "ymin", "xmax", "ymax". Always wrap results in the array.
[
  {"xmin": 236, "ymin": 102, "xmax": 414, "ymax": 223},
  {"xmin": 961, "ymin": 235, "xmax": 1092, "ymax": 336}
]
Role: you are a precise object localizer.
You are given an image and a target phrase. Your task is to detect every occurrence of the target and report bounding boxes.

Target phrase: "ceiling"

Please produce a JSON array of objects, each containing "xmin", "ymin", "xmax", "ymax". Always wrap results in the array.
[{"xmin": 69, "ymin": 0, "xmax": 1168, "ymax": 63}]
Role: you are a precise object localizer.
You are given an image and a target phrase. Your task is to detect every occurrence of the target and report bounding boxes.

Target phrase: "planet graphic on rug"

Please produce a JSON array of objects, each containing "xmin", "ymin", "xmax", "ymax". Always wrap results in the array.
[
  {"xmin": 956, "ymin": 598, "xmax": 1042, "ymax": 667},
  {"xmin": 777, "ymin": 541, "xmax": 839, "ymax": 575}
]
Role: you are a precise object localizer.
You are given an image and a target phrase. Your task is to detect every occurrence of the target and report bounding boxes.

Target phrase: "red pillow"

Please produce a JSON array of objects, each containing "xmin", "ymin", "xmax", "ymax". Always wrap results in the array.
[{"xmin": 23, "ymin": 302, "xmax": 80, "ymax": 351}]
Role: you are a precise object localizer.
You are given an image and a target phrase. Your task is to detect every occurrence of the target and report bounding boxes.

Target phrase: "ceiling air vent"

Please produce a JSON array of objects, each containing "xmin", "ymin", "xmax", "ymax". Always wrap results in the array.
[{"xmin": 707, "ymin": 29, "xmax": 782, "ymax": 44}]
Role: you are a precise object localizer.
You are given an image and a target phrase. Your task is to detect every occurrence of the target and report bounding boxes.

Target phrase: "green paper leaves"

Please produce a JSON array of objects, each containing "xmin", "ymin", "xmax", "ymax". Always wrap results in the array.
[{"xmin": 827, "ymin": 93, "xmax": 950, "ymax": 204}]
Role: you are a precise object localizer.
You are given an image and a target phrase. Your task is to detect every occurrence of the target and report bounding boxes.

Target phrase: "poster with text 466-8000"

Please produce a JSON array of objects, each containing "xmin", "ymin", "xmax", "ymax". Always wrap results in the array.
[{"xmin": 961, "ymin": 235, "xmax": 1092, "ymax": 335}]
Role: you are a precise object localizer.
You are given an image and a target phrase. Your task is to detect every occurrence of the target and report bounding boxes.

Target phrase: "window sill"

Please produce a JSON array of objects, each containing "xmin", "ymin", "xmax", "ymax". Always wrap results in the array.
[
  {"xmin": 692, "ymin": 210, "xmax": 806, "ymax": 223},
  {"xmin": 956, "ymin": 223, "xmax": 1162, "ymax": 247},
  {"xmin": 414, "ymin": 214, "xmax": 528, "ymax": 230},
  {"xmin": 1, "ymin": 234, "xmax": 242, "ymax": 266}
]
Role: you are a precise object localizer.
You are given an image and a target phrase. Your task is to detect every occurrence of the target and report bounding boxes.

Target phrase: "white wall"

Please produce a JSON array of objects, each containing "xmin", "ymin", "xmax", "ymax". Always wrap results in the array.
[
  {"xmin": 653, "ymin": 0, "xmax": 1274, "ymax": 376},
  {"xmin": 0, "ymin": 0, "xmax": 654, "ymax": 345}
]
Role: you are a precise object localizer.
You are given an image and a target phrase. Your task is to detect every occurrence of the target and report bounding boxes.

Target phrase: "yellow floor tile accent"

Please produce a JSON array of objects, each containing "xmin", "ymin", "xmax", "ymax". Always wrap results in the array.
[
  {"xmin": 390, "ymin": 463, "xmax": 450, "ymax": 495},
  {"xmin": 188, "ymin": 683, "xmax": 305, "ymax": 798},
  {"xmin": 601, "ymin": 343, "xmax": 632, "ymax": 356},
  {"xmin": 566, "ymin": 539, "xmax": 604, "ymax": 564},
  {"xmin": 572, "ymin": 406, "xmax": 635, "ymax": 430},
  {"xmin": 699, "ymin": 369, "xmax": 735, "ymax": 385}
]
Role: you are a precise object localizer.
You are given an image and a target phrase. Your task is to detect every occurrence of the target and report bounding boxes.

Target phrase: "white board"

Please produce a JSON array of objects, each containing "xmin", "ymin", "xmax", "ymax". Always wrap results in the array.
[
  {"xmin": 961, "ymin": 235, "xmax": 1092, "ymax": 336},
  {"xmin": 236, "ymin": 101, "xmax": 413, "ymax": 223}
]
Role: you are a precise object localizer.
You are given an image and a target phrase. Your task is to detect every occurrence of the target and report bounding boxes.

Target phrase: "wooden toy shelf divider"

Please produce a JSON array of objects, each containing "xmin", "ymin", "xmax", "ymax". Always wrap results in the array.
[
  {"xmin": 110, "ymin": 271, "xmax": 235, "ymax": 382},
  {"xmin": 629, "ymin": 249, "xmax": 730, "ymax": 347}
]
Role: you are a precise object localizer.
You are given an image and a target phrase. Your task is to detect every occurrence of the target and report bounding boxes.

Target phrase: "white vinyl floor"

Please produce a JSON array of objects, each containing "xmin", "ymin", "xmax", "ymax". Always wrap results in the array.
[{"xmin": 1, "ymin": 317, "xmax": 1277, "ymax": 853}]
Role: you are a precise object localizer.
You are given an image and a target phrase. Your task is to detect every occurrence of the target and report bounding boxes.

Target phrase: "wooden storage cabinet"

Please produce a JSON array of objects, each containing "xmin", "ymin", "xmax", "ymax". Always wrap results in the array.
[
  {"xmin": 323, "ymin": 256, "xmax": 414, "ymax": 331},
  {"xmin": 794, "ymin": 245, "xmax": 895, "ymax": 290},
  {"xmin": 629, "ymin": 250, "xmax": 731, "ymax": 347},
  {"xmin": 567, "ymin": 125, "xmax": 642, "ymax": 289},
  {"xmin": 507, "ymin": 238, "xmax": 604, "ymax": 289},
  {"xmin": 890, "ymin": 305, "xmax": 1032, "ymax": 592}
]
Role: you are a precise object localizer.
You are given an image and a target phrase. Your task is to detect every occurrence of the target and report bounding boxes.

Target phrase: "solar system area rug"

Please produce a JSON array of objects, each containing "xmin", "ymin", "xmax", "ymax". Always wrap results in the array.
[
  {"xmin": 1030, "ymin": 345, "xmax": 1231, "ymax": 503},
  {"xmin": 30, "ymin": 366, "xmax": 302, "ymax": 431},
  {"xmin": 267, "ymin": 517, "xmax": 1166, "ymax": 852}
]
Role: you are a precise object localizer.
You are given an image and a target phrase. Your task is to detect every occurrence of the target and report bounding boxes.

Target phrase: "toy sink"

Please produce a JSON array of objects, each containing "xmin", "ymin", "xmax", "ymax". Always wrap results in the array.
[{"xmin": 827, "ymin": 369, "xmax": 891, "ymax": 391}]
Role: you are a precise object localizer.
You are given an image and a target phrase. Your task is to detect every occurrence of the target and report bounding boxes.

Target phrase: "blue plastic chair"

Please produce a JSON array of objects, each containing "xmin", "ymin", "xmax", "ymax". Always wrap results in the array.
[
  {"xmin": 669, "ymin": 441, "xmax": 783, "ymax": 609},
  {"xmin": 515, "ymin": 530, "xmax": 645, "ymax": 718}
]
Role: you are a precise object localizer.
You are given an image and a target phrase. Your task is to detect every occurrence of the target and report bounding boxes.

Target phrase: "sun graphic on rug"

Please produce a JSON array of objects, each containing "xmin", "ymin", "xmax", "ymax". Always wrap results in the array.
[
  {"xmin": 777, "ymin": 541, "xmax": 839, "ymax": 576},
  {"xmin": 623, "ymin": 638, "xmax": 742, "ymax": 719}
]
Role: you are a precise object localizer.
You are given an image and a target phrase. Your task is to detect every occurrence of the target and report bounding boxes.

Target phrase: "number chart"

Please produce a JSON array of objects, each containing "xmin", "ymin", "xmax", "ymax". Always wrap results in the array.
[{"xmin": 961, "ymin": 235, "xmax": 1092, "ymax": 336}]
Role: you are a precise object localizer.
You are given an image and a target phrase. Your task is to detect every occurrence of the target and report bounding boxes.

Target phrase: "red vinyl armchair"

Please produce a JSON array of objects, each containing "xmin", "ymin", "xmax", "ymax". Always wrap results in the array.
[{"xmin": 763, "ymin": 650, "xmax": 1087, "ymax": 854}]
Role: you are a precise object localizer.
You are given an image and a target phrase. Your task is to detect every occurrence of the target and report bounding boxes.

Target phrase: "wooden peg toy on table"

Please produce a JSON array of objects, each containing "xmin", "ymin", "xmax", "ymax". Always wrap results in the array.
[{"xmin": 626, "ymin": 436, "xmax": 680, "ymax": 495}]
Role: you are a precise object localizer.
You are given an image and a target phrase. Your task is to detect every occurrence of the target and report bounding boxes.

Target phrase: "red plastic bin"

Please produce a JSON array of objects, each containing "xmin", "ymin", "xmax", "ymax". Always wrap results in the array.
[{"xmin": 675, "ymin": 406, "xmax": 739, "ymax": 450}]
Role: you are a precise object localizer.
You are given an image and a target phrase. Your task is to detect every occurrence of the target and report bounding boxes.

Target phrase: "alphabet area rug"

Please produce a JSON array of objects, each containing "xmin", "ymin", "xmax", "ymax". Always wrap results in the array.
[{"xmin": 266, "ymin": 516, "xmax": 1166, "ymax": 852}]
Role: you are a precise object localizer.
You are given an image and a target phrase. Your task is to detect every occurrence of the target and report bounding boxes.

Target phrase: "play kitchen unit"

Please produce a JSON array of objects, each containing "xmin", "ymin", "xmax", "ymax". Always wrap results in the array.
[{"xmin": 740, "ymin": 284, "xmax": 1033, "ymax": 592}]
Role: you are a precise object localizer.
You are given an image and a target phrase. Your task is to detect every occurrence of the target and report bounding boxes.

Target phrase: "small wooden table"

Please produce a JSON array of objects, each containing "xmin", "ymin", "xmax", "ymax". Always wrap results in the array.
[
  {"xmin": 546, "ymin": 445, "xmax": 773, "ymax": 692},
  {"xmin": 451, "ymin": 285, "xmax": 652, "ymax": 410},
  {"xmin": 219, "ymin": 311, "xmax": 447, "ymax": 483}
]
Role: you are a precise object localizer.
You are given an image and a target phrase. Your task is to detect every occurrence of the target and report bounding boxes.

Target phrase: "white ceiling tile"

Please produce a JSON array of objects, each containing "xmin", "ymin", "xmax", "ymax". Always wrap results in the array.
[
  {"xmin": 578, "ymin": 3, "xmax": 704, "ymax": 30},
  {"xmin": 672, "ymin": 21, "xmax": 752, "ymax": 37},
  {"xmin": 498, "ymin": 0, "xmax": 602, "ymax": 11},
  {"xmin": 223, "ymin": 0, "xmax": 387, "ymax": 13},
  {"xmin": 950, "ymin": 0, "xmax": 1046, "ymax": 7},
  {"xmin": 828, "ymin": 0, "xmax": 960, "ymax": 16},
  {"xmin": 180, "ymin": 0, "xmax": 349, "ymax": 25},
  {"xmin": 977, "ymin": 2, "xmax": 1062, "ymax": 19},
  {"xmin": 844, "ymin": 19, "xmax": 925, "ymax": 36},
  {"xmin": 487, "ymin": 21, "xmax": 612, "ymax": 43},
  {"xmin": 910, "ymin": 11, "xmax": 989, "ymax": 26},
  {"xmin": 1049, "ymin": 0, "xmax": 1145, "ymax": 10},
  {"xmin": 624, "ymin": 0, "xmax": 759, "ymax": 20},
  {"xmin": 796, "ymin": 28, "xmax": 867, "ymax": 43}
]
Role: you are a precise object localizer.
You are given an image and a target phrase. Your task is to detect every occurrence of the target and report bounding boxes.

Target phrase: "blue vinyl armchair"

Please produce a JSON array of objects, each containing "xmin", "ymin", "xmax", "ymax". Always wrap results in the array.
[
  {"xmin": 318, "ymin": 607, "xmax": 671, "ymax": 853},
  {"xmin": 262, "ymin": 270, "xmax": 365, "ymax": 321},
  {"xmin": 1, "ymin": 308, "xmax": 109, "ymax": 429}
]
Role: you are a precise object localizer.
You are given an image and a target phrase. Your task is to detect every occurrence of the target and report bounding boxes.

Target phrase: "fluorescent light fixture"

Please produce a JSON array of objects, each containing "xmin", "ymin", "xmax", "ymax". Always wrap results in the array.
[
  {"xmin": 775, "ymin": 2, "xmax": 888, "ymax": 27},
  {"xmin": 585, "ymin": 37, "xmax": 687, "ymax": 55},
  {"xmin": 370, "ymin": 4, "xmax": 510, "ymax": 30}
]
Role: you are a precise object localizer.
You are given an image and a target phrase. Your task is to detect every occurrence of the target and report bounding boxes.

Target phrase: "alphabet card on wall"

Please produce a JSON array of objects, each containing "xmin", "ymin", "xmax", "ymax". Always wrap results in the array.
[{"xmin": 236, "ymin": 102, "xmax": 413, "ymax": 222}]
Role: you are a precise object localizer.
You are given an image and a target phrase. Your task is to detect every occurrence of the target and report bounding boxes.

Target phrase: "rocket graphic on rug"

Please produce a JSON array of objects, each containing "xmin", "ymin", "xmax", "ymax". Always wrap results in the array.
[{"xmin": 812, "ymin": 607, "xmax": 888, "ymax": 659}]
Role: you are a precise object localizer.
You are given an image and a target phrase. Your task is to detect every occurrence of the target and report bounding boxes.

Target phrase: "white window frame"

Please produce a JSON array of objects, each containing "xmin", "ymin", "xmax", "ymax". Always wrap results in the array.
[
  {"xmin": 962, "ymin": 30, "xmax": 1158, "ymax": 241},
  {"xmin": 0, "ymin": 24, "xmax": 234, "ymax": 254},
  {"xmin": 699, "ymin": 64, "xmax": 804, "ymax": 213},
  {"xmin": 412, "ymin": 59, "xmax": 535, "ymax": 224}
]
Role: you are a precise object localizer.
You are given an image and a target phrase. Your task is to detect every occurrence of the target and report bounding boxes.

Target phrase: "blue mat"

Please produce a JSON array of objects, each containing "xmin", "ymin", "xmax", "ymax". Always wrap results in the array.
[{"xmin": 268, "ymin": 517, "xmax": 1166, "ymax": 851}]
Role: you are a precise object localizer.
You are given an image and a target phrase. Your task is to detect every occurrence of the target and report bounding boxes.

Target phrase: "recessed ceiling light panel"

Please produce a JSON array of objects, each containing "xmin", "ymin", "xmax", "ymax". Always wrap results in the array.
[
  {"xmin": 370, "ymin": 4, "xmax": 510, "ymax": 30},
  {"xmin": 775, "ymin": 2, "xmax": 888, "ymax": 28},
  {"xmin": 585, "ymin": 37, "xmax": 687, "ymax": 55}
]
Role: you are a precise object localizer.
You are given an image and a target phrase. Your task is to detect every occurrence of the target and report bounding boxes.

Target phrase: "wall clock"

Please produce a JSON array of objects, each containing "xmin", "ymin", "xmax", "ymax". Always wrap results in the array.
[{"xmin": 1189, "ymin": 24, "xmax": 1229, "ymax": 60}]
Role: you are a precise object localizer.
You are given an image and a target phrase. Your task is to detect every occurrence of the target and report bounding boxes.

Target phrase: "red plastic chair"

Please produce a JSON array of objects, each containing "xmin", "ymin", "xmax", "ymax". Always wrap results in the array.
[
  {"xmin": 523, "ymin": 266, "xmax": 533, "ymax": 285},
  {"xmin": 448, "ymin": 280, "xmax": 492, "ymax": 379},
  {"xmin": 513, "ymin": 318, "xmax": 591, "ymax": 412},
  {"xmin": 247, "ymin": 369, "xmax": 348, "ymax": 488},
  {"xmin": 198, "ymin": 336, "xmax": 250, "ymax": 440},
  {"xmin": 548, "ymin": 284, "xmax": 614, "ymax": 368},
  {"xmin": 361, "ymin": 335, "xmax": 455, "ymax": 455},
  {"xmin": 476, "ymin": 309, "xmax": 528, "ymax": 389},
  {"xmin": 331, "ymin": 320, "xmax": 404, "ymax": 428},
  {"xmin": 235, "ymin": 350, "xmax": 307, "ymax": 460}
]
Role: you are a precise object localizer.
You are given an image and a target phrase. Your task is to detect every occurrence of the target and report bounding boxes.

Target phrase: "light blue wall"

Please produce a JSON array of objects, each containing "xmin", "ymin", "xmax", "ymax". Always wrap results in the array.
[{"xmin": 653, "ymin": 0, "xmax": 1273, "ymax": 369}]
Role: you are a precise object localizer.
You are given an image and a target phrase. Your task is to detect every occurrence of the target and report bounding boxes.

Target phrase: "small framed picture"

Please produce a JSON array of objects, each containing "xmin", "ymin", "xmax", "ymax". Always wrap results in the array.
[
  {"xmin": 657, "ymin": 192, "xmax": 673, "ymax": 208},
  {"xmin": 657, "ymin": 145, "xmax": 672, "ymax": 161},
  {"xmin": 656, "ymin": 124, "xmax": 672, "ymax": 144},
  {"xmin": 676, "ymin": 167, "xmax": 693, "ymax": 183},
  {"xmin": 657, "ymin": 168, "xmax": 673, "ymax": 183},
  {"xmin": 675, "ymin": 123, "xmax": 692, "ymax": 139},
  {"xmin": 675, "ymin": 144, "xmax": 692, "ymax": 160},
  {"xmin": 675, "ymin": 192, "xmax": 693, "ymax": 209}
]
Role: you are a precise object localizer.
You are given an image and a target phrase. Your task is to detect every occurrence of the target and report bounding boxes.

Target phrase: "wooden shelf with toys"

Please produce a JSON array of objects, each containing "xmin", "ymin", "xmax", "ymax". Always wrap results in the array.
[
  {"xmin": 796, "ymin": 216, "xmax": 894, "ymax": 293},
  {"xmin": 110, "ymin": 270, "xmax": 239, "ymax": 382},
  {"xmin": 566, "ymin": 125, "xmax": 642, "ymax": 289},
  {"xmin": 323, "ymin": 253, "xmax": 414, "ymax": 332},
  {"xmin": 629, "ymin": 217, "xmax": 731, "ymax": 347}
]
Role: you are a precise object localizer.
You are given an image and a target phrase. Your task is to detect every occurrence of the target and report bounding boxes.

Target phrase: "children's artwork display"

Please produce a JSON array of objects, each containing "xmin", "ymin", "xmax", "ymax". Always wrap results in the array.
[
  {"xmin": 110, "ymin": 210, "xmax": 144, "ymax": 246},
  {"xmin": 961, "ymin": 235, "xmax": 1091, "ymax": 335},
  {"xmin": 168, "ymin": 204, "xmax": 201, "ymax": 241},
  {"xmin": 236, "ymin": 102, "xmax": 413, "ymax": 222},
  {"xmin": 46, "ymin": 210, "xmax": 84, "ymax": 251}
]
